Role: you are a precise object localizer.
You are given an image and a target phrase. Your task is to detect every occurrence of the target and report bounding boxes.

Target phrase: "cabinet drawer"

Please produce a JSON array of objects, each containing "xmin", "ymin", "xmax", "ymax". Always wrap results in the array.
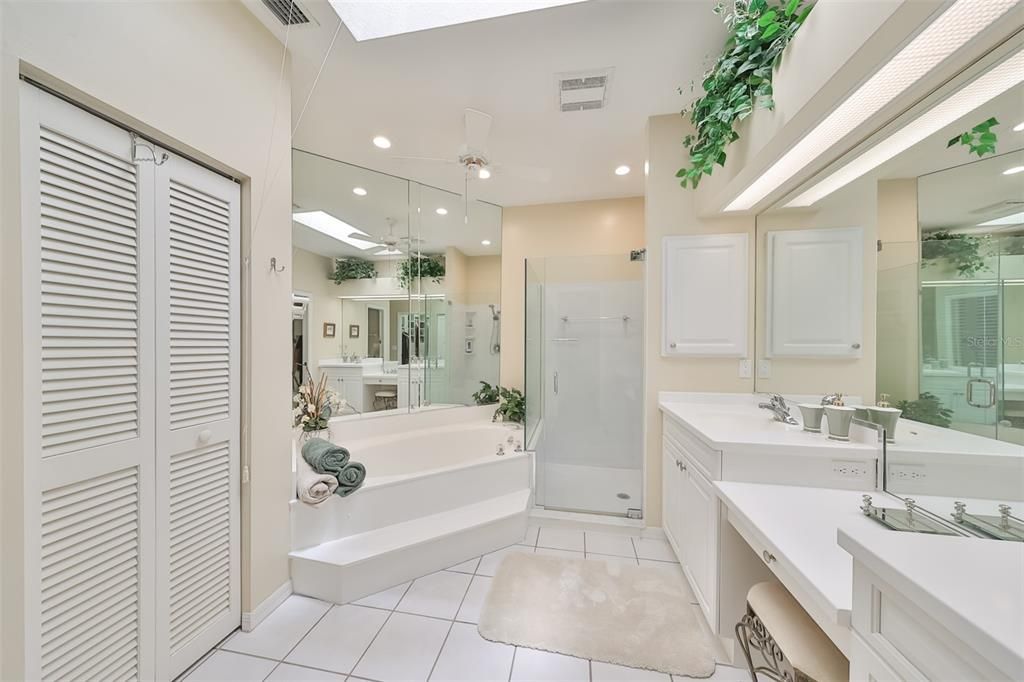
[
  {"xmin": 663, "ymin": 415, "xmax": 720, "ymax": 480},
  {"xmin": 365, "ymin": 377, "xmax": 398, "ymax": 385}
]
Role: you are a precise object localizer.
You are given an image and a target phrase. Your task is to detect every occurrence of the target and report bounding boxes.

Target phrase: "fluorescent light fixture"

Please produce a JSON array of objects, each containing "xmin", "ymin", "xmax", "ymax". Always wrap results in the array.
[
  {"xmin": 727, "ymin": 0, "xmax": 1019, "ymax": 211},
  {"xmin": 787, "ymin": 48, "xmax": 1024, "ymax": 208},
  {"xmin": 293, "ymin": 210, "xmax": 381, "ymax": 250},
  {"xmin": 352, "ymin": 186, "xmax": 367, "ymax": 196},
  {"xmin": 1014, "ymin": 121, "xmax": 1024, "ymax": 132},
  {"xmin": 372, "ymin": 135, "xmax": 391, "ymax": 149},
  {"xmin": 978, "ymin": 210, "xmax": 1024, "ymax": 227},
  {"xmin": 481, "ymin": 240, "xmax": 492, "ymax": 246},
  {"xmin": 478, "ymin": 168, "xmax": 491, "ymax": 179},
  {"xmin": 1003, "ymin": 166, "xmax": 1024, "ymax": 175},
  {"xmin": 329, "ymin": 0, "xmax": 588, "ymax": 41},
  {"xmin": 435, "ymin": 207, "xmax": 448, "ymax": 216},
  {"xmin": 615, "ymin": 165, "xmax": 630, "ymax": 176}
]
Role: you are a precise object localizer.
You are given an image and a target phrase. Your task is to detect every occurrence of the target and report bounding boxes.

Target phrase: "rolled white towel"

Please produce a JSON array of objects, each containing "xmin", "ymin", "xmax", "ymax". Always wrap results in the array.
[{"xmin": 296, "ymin": 454, "xmax": 338, "ymax": 505}]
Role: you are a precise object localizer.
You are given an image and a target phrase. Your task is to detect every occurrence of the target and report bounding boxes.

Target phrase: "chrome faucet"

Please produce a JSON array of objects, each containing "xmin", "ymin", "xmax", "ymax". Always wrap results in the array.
[{"xmin": 758, "ymin": 393, "xmax": 798, "ymax": 425}]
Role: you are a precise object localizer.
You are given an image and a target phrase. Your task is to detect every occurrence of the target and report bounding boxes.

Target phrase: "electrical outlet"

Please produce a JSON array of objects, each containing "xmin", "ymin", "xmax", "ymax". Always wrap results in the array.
[
  {"xmin": 888, "ymin": 463, "xmax": 927, "ymax": 481},
  {"xmin": 757, "ymin": 359, "xmax": 772, "ymax": 378},
  {"xmin": 738, "ymin": 359, "xmax": 752, "ymax": 378},
  {"xmin": 832, "ymin": 460, "xmax": 871, "ymax": 479}
]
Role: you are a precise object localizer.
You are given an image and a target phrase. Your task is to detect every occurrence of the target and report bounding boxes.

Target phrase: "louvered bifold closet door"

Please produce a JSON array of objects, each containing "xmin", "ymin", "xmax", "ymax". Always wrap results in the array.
[
  {"xmin": 19, "ymin": 84, "xmax": 156, "ymax": 681},
  {"xmin": 153, "ymin": 149, "xmax": 240, "ymax": 679}
]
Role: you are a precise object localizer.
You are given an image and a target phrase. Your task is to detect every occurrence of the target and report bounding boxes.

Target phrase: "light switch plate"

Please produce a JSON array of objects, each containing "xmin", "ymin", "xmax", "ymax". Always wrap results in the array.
[
  {"xmin": 757, "ymin": 359, "xmax": 772, "ymax": 378},
  {"xmin": 738, "ymin": 359, "xmax": 752, "ymax": 378}
]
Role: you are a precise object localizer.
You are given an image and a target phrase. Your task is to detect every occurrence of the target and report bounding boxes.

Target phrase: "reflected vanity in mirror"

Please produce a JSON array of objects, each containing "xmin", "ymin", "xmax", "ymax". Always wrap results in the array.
[
  {"xmin": 290, "ymin": 149, "xmax": 501, "ymax": 416},
  {"xmin": 754, "ymin": 46, "xmax": 1024, "ymax": 540}
]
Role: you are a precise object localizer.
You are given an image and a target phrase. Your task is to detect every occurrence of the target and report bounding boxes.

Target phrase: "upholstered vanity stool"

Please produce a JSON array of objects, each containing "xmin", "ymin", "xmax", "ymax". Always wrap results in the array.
[
  {"xmin": 374, "ymin": 390, "xmax": 397, "ymax": 411},
  {"xmin": 735, "ymin": 581, "xmax": 848, "ymax": 682}
]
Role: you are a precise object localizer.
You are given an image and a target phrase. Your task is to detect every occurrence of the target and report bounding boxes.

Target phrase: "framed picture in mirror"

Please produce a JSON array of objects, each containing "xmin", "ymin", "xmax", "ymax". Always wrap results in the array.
[
  {"xmin": 323, "ymin": 322, "xmax": 336, "ymax": 338},
  {"xmin": 349, "ymin": 324, "xmax": 360, "ymax": 338}
]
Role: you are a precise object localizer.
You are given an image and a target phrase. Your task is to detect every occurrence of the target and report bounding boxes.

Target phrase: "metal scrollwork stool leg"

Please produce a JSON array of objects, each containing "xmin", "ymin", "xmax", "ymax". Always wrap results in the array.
[{"xmin": 735, "ymin": 606, "xmax": 794, "ymax": 682}]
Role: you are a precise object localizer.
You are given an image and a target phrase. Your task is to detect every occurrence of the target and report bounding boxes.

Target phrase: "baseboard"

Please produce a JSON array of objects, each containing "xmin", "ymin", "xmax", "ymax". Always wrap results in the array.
[{"xmin": 241, "ymin": 580, "xmax": 292, "ymax": 632}]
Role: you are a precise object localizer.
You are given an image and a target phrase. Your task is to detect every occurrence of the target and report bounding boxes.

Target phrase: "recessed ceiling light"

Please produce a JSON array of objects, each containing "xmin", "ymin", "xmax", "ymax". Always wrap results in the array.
[
  {"xmin": 328, "ymin": 0, "xmax": 588, "ymax": 41},
  {"xmin": 978, "ymin": 210, "xmax": 1024, "ymax": 227},
  {"xmin": 481, "ymin": 240, "xmax": 492, "ymax": 246},
  {"xmin": 293, "ymin": 210, "xmax": 380, "ymax": 250},
  {"xmin": 1014, "ymin": 121, "xmax": 1024, "ymax": 132},
  {"xmin": 435, "ymin": 207, "xmax": 448, "ymax": 215},
  {"xmin": 728, "ymin": 0, "xmax": 1019, "ymax": 211},
  {"xmin": 787, "ymin": 47, "xmax": 1024, "ymax": 208},
  {"xmin": 1003, "ymin": 166, "xmax": 1024, "ymax": 175},
  {"xmin": 372, "ymin": 135, "xmax": 391, "ymax": 149},
  {"xmin": 478, "ymin": 168, "xmax": 491, "ymax": 179},
  {"xmin": 644, "ymin": 160, "xmax": 649, "ymax": 176},
  {"xmin": 352, "ymin": 187, "xmax": 367, "ymax": 196},
  {"xmin": 615, "ymin": 165, "xmax": 630, "ymax": 176}
]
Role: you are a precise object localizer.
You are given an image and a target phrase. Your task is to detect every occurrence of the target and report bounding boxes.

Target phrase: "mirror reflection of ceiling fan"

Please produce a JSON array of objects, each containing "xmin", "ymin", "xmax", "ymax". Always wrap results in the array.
[
  {"xmin": 391, "ymin": 108, "xmax": 553, "ymax": 186},
  {"xmin": 367, "ymin": 217, "xmax": 423, "ymax": 256}
]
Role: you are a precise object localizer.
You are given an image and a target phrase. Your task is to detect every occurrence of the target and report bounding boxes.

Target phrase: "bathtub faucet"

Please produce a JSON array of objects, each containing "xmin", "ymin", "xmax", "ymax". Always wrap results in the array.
[{"xmin": 496, "ymin": 444, "xmax": 505, "ymax": 456}]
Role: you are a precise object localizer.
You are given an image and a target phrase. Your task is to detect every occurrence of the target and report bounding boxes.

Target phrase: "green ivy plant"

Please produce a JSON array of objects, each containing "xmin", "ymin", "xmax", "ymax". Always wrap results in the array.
[
  {"xmin": 493, "ymin": 387, "xmax": 525, "ymax": 424},
  {"xmin": 921, "ymin": 231, "xmax": 990, "ymax": 278},
  {"xmin": 397, "ymin": 254, "xmax": 445, "ymax": 289},
  {"xmin": 895, "ymin": 392, "xmax": 953, "ymax": 429},
  {"xmin": 677, "ymin": 0, "xmax": 812, "ymax": 189},
  {"xmin": 947, "ymin": 117, "xmax": 999, "ymax": 158},
  {"xmin": 472, "ymin": 381, "xmax": 500, "ymax": 406},
  {"xmin": 330, "ymin": 258, "xmax": 377, "ymax": 283}
]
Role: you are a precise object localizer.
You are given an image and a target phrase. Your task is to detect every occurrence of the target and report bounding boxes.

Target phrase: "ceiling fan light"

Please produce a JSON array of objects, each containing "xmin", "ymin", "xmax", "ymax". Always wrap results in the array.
[{"xmin": 478, "ymin": 167, "xmax": 491, "ymax": 179}]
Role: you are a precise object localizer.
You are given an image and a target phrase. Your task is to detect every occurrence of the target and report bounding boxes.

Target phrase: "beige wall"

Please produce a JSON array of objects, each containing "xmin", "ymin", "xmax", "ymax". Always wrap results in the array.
[
  {"xmin": 292, "ymin": 247, "xmax": 343, "ymax": 374},
  {"xmin": 644, "ymin": 114, "xmax": 756, "ymax": 525},
  {"xmin": 499, "ymin": 198, "xmax": 645, "ymax": 390},
  {"xmin": 1, "ymin": 2, "xmax": 293, "ymax": 673},
  {"xmin": 466, "ymin": 255, "xmax": 501, "ymax": 305}
]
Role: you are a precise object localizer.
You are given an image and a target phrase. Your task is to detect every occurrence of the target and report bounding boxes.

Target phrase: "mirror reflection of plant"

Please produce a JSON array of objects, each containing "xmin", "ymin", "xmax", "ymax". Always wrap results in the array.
[
  {"xmin": 472, "ymin": 381, "xmax": 500, "ymax": 406},
  {"xmin": 946, "ymin": 117, "xmax": 999, "ymax": 158},
  {"xmin": 677, "ymin": 0, "xmax": 812, "ymax": 189},
  {"xmin": 493, "ymin": 387, "xmax": 525, "ymax": 424},
  {"xmin": 331, "ymin": 258, "xmax": 377, "ymax": 283},
  {"xmin": 921, "ymin": 231, "xmax": 990, "ymax": 278},
  {"xmin": 397, "ymin": 254, "xmax": 446, "ymax": 289},
  {"xmin": 895, "ymin": 392, "xmax": 953, "ymax": 428}
]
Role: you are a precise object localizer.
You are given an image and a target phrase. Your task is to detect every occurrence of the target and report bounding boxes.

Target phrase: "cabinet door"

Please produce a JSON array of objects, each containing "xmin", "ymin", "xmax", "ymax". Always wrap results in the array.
[
  {"xmin": 766, "ymin": 226, "xmax": 863, "ymax": 357},
  {"xmin": 343, "ymin": 377, "xmax": 364, "ymax": 412},
  {"xmin": 661, "ymin": 445, "xmax": 681, "ymax": 550},
  {"xmin": 662, "ymin": 234, "xmax": 749, "ymax": 357},
  {"xmin": 680, "ymin": 462, "xmax": 718, "ymax": 616}
]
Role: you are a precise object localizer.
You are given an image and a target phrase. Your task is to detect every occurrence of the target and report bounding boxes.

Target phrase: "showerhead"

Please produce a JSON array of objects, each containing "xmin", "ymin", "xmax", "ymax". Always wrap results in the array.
[{"xmin": 488, "ymin": 304, "xmax": 500, "ymax": 321}]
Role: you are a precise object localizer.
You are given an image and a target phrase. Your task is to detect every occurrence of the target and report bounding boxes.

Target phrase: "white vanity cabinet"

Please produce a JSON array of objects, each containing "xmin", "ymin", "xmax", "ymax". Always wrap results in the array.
[
  {"xmin": 662, "ymin": 418, "xmax": 721, "ymax": 623},
  {"xmin": 322, "ymin": 366, "xmax": 366, "ymax": 412}
]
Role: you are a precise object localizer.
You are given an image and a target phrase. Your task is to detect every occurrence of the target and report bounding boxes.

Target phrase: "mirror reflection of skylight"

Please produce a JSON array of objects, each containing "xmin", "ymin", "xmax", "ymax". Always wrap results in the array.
[
  {"xmin": 328, "ymin": 0, "xmax": 588, "ymax": 41},
  {"xmin": 293, "ymin": 210, "xmax": 381, "ymax": 250},
  {"xmin": 978, "ymin": 210, "xmax": 1024, "ymax": 227}
]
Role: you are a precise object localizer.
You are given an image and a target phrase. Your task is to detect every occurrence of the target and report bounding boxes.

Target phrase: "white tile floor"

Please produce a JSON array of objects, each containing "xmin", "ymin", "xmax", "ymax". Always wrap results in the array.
[{"xmin": 182, "ymin": 520, "xmax": 752, "ymax": 682}]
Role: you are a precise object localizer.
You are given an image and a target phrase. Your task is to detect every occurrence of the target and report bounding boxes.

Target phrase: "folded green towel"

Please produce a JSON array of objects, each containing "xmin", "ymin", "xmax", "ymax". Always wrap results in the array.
[
  {"xmin": 335, "ymin": 462, "xmax": 366, "ymax": 497},
  {"xmin": 301, "ymin": 438, "xmax": 350, "ymax": 478}
]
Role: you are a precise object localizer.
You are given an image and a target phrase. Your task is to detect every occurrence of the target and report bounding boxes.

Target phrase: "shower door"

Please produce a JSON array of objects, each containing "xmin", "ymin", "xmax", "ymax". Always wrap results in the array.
[{"xmin": 527, "ymin": 254, "xmax": 645, "ymax": 516}]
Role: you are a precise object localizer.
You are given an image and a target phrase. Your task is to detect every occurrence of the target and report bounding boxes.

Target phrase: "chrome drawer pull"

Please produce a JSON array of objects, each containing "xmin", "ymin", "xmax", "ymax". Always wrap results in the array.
[{"xmin": 762, "ymin": 550, "xmax": 776, "ymax": 564}]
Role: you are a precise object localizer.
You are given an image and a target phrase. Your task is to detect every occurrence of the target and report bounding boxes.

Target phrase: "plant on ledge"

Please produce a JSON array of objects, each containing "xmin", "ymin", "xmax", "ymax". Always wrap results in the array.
[
  {"xmin": 492, "ymin": 386, "xmax": 525, "ymax": 424},
  {"xmin": 677, "ymin": 0, "xmax": 813, "ymax": 189},
  {"xmin": 330, "ymin": 257, "xmax": 377, "ymax": 283},
  {"xmin": 472, "ymin": 381, "xmax": 500, "ymax": 406},
  {"xmin": 397, "ymin": 254, "xmax": 446, "ymax": 289},
  {"xmin": 921, "ymin": 231, "xmax": 990, "ymax": 278},
  {"xmin": 894, "ymin": 392, "xmax": 953, "ymax": 429},
  {"xmin": 947, "ymin": 117, "xmax": 999, "ymax": 158}
]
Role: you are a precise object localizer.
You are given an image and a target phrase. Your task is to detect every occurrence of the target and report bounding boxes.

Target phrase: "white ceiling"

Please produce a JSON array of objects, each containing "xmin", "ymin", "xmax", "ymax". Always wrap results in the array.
[{"xmin": 244, "ymin": 0, "xmax": 726, "ymax": 206}]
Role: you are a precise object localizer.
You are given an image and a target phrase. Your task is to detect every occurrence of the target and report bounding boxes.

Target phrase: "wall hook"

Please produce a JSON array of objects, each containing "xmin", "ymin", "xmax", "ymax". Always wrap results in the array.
[
  {"xmin": 130, "ymin": 132, "xmax": 168, "ymax": 166},
  {"xmin": 270, "ymin": 257, "xmax": 286, "ymax": 273}
]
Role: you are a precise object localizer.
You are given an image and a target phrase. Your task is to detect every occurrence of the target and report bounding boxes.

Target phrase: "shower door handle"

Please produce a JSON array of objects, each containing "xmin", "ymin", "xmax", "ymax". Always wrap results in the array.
[
  {"xmin": 553, "ymin": 371, "xmax": 559, "ymax": 395},
  {"xmin": 966, "ymin": 378, "xmax": 996, "ymax": 408}
]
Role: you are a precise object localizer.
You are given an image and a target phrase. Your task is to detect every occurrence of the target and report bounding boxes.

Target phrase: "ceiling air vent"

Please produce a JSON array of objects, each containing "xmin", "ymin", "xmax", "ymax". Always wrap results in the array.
[
  {"xmin": 262, "ymin": 0, "xmax": 312, "ymax": 26},
  {"xmin": 557, "ymin": 68, "xmax": 612, "ymax": 112}
]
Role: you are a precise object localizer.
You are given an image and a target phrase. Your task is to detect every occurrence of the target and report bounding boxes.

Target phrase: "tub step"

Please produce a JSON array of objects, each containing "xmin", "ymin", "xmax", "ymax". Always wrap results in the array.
[{"xmin": 290, "ymin": 489, "xmax": 530, "ymax": 604}]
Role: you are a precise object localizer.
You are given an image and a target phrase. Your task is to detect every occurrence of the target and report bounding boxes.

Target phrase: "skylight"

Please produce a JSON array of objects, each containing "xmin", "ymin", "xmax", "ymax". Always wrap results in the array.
[
  {"xmin": 978, "ymin": 210, "xmax": 1024, "ymax": 227},
  {"xmin": 293, "ymin": 210, "xmax": 380, "ymax": 250},
  {"xmin": 328, "ymin": 0, "xmax": 588, "ymax": 41}
]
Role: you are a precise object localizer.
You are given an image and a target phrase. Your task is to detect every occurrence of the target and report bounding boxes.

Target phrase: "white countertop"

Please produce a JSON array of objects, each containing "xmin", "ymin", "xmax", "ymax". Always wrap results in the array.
[
  {"xmin": 319, "ymin": 359, "xmax": 366, "ymax": 368},
  {"xmin": 886, "ymin": 418, "xmax": 1024, "ymax": 459},
  {"xmin": 659, "ymin": 392, "xmax": 878, "ymax": 458},
  {"xmin": 838, "ymin": 525, "xmax": 1024, "ymax": 677}
]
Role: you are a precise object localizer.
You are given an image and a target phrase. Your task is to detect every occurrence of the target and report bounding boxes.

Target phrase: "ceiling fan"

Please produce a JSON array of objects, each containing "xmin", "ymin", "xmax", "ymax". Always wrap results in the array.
[
  {"xmin": 366, "ymin": 217, "xmax": 423, "ymax": 256},
  {"xmin": 391, "ymin": 108, "xmax": 552, "ymax": 185}
]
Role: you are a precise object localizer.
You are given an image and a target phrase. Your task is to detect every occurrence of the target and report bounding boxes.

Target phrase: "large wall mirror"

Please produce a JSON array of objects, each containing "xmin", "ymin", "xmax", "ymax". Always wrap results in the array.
[
  {"xmin": 753, "ymin": 41, "xmax": 1023, "ymax": 537},
  {"xmin": 291, "ymin": 149, "xmax": 502, "ymax": 418}
]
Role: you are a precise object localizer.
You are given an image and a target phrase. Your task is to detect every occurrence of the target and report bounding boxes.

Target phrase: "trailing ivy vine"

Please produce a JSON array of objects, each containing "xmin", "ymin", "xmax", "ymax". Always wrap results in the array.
[
  {"xmin": 330, "ymin": 258, "xmax": 377, "ymax": 283},
  {"xmin": 397, "ymin": 254, "xmax": 446, "ymax": 289},
  {"xmin": 947, "ymin": 117, "xmax": 1000, "ymax": 158},
  {"xmin": 677, "ymin": 0, "xmax": 812, "ymax": 189},
  {"xmin": 921, "ymin": 231, "xmax": 990, "ymax": 278}
]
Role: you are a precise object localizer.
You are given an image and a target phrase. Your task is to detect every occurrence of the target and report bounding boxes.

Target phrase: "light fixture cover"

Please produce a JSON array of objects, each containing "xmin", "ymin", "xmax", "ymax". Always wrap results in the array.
[{"xmin": 330, "ymin": 0, "xmax": 588, "ymax": 41}]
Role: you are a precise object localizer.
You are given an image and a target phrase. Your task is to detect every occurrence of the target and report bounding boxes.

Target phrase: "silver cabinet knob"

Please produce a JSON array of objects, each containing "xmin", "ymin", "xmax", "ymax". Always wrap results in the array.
[
  {"xmin": 669, "ymin": 342, "xmax": 677, "ymax": 349},
  {"xmin": 762, "ymin": 550, "xmax": 776, "ymax": 564}
]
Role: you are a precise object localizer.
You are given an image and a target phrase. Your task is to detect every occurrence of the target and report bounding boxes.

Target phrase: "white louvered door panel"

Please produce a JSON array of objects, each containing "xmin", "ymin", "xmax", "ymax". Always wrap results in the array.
[
  {"xmin": 154, "ymin": 151, "xmax": 240, "ymax": 680},
  {"xmin": 20, "ymin": 83, "xmax": 156, "ymax": 681}
]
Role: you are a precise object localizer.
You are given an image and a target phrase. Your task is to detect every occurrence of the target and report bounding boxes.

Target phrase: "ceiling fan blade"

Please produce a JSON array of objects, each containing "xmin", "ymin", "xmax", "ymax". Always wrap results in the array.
[
  {"xmin": 464, "ymin": 108, "xmax": 493, "ymax": 154},
  {"xmin": 390, "ymin": 155, "xmax": 458, "ymax": 166},
  {"xmin": 491, "ymin": 161, "xmax": 552, "ymax": 183}
]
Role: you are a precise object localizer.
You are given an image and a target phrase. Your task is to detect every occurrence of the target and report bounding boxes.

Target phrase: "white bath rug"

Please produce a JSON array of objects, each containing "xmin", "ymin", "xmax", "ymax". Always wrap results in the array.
[{"xmin": 477, "ymin": 552, "xmax": 716, "ymax": 677}]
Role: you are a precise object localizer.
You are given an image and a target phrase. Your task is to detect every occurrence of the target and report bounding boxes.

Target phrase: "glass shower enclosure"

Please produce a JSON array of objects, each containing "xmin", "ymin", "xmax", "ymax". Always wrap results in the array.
[{"xmin": 525, "ymin": 254, "xmax": 645, "ymax": 517}]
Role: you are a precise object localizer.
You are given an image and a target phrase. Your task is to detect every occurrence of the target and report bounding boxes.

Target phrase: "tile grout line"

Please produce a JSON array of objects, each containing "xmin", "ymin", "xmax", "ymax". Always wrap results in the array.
[
  {"xmin": 425, "ymin": 574, "xmax": 475, "ymax": 681},
  {"xmin": 507, "ymin": 646, "xmax": 518, "ymax": 682},
  {"xmin": 346, "ymin": 581, "xmax": 416, "ymax": 678}
]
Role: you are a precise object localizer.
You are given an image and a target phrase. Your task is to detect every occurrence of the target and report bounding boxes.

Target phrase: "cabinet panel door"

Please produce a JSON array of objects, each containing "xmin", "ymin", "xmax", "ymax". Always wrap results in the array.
[
  {"xmin": 681, "ymin": 463, "xmax": 717, "ymax": 617},
  {"xmin": 662, "ymin": 234, "xmax": 749, "ymax": 357},
  {"xmin": 661, "ymin": 445, "xmax": 681, "ymax": 550},
  {"xmin": 766, "ymin": 226, "xmax": 863, "ymax": 357}
]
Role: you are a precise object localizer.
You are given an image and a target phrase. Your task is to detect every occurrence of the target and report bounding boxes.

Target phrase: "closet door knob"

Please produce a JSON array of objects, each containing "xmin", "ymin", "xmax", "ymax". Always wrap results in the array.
[
  {"xmin": 198, "ymin": 429, "xmax": 212, "ymax": 444},
  {"xmin": 851, "ymin": 343, "xmax": 861, "ymax": 349},
  {"xmin": 669, "ymin": 342, "xmax": 678, "ymax": 349}
]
